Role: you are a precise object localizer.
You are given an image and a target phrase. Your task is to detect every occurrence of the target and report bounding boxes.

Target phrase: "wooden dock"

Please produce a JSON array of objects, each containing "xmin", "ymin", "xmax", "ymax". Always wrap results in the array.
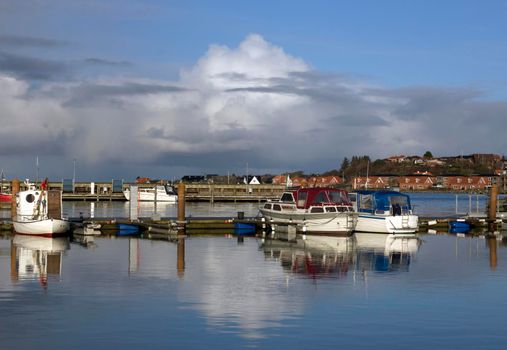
[{"xmin": 1, "ymin": 181, "xmax": 285, "ymax": 202}]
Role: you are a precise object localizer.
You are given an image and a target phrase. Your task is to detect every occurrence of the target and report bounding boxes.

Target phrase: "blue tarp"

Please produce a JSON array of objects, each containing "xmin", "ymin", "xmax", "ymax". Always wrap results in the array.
[{"xmin": 354, "ymin": 190, "xmax": 412, "ymax": 213}]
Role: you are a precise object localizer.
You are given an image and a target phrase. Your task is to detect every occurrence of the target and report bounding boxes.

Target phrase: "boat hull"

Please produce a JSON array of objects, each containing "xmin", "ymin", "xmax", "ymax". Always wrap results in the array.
[
  {"xmin": 0, "ymin": 193, "xmax": 12, "ymax": 203},
  {"xmin": 123, "ymin": 190, "xmax": 177, "ymax": 202},
  {"xmin": 13, "ymin": 219, "xmax": 70, "ymax": 237},
  {"xmin": 260, "ymin": 208, "xmax": 356, "ymax": 236},
  {"xmin": 355, "ymin": 214, "xmax": 418, "ymax": 234}
]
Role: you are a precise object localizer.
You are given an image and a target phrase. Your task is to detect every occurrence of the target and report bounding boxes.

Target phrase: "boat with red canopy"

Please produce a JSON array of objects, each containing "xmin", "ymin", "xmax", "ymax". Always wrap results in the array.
[{"xmin": 260, "ymin": 187, "xmax": 357, "ymax": 236}]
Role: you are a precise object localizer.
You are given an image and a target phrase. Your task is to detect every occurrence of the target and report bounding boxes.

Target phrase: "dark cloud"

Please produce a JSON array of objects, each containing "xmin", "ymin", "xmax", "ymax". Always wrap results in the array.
[
  {"xmin": 330, "ymin": 114, "xmax": 390, "ymax": 127},
  {"xmin": 84, "ymin": 58, "xmax": 132, "ymax": 67},
  {"xmin": 61, "ymin": 82, "xmax": 189, "ymax": 107},
  {"xmin": 0, "ymin": 51, "xmax": 67, "ymax": 80},
  {"xmin": 0, "ymin": 35, "xmax": 68, "ymax": 49}
]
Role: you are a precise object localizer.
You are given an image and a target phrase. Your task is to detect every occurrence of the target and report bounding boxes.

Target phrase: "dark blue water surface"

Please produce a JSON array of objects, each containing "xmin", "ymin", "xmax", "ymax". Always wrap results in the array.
[{"xmin": 1, "ymin": 231, "xmax": 507, "ymax": 350}]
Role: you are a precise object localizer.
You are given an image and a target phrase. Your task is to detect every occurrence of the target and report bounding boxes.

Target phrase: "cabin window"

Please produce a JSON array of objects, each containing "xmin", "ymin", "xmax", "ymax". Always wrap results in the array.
[
  {"xmin": 273, "ymin": 204, "xmax": 282, "ymax": 211},
  {"xmin": 297, "ymin": 192, "xmax": 307, "ymax": 207},
  {"xmin": 26, "ymin": 194, "xmax": 35, "ymax": 203},
  {"xmin": 325, "ymin": 207, "xmax": 337, "ymax": 212},
  {"xmin": 310, "ymin": 207, "xmax": 324, "ymax": 213},
  {"xmin": 390, "ymin": 196, "xmax": 409, "ymax": 208},
  {"xmin": 329, "ymin": 191, "xmax": 347, "ymax": 204},
  {"xmin": 314, "ymin": 192, "xmax": 328, "ymax": 204},
  {"xmin": 359, "ymin": 194, "xmax": 373, "ymax": 210},
  {"xmin": 263, "ymin": 203, "xmax": 272, "ymax": 210},
  {"xmin": 280, "ymin": 193, "xmax": 294, "ymax": 202}
]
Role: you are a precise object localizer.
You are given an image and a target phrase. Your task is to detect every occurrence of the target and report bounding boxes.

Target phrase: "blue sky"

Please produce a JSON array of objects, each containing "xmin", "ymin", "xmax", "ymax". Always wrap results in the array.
[{"xmin": 0, "ymin": 0, "xmax": 506, "ymax": 180}]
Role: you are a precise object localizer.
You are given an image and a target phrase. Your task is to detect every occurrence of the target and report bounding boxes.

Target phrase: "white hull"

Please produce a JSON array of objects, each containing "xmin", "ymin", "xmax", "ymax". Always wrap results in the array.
[
  {"xmin": 355, "ymin": 232, "xmax": 420, "ymax": 254},
  {"xmin": 260, "ymin": 209, "xmax": 356, "ymax": 235},
  {"xmin": 355, "ymin": 214, "xmax": 418, "ymax": 234},
  {"xmin": 13, "ymin": 234, "xmax": 70, "ymax": 252},
  {"xmin": 13, "ymin": 218, "xmax": 70, "ymax": 237},
  {"xmin": 123, "ymin": 189, "xmax": 177, "ymax": 202}
]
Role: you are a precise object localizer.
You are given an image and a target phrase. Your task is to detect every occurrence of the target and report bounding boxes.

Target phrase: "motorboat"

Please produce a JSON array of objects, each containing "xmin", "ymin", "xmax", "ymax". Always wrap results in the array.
[
  {"xmin": 260, "ymin": 187, "xmax": 357, "ymax": 236},
  {"xmin": 348, "ymin": 190, "xmax": 418, "ymax": 233},
  {"xmin": 12, "ymin": 180, "xmax": 70, "ymax": 237},
  {"xmin": 123, "ymin": 184, "xmax": 177, "ymax": 202}
]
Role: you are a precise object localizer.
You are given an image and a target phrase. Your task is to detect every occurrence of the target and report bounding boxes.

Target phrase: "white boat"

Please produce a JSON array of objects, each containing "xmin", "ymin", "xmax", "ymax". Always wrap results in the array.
[
  {"xmin": 348, "ymin": 190, "xmax": 418, "ymax": 234},
  {"xmin": 123, "ymin": 184, "xmax": 177, "ymax": 202},
  {"xmin": 260, "ymin": 187, "xmax": 357, "ymax": 236},
  {"xmin": 13, "ymin": 181, "xmax": 70, "ymax": 237}
]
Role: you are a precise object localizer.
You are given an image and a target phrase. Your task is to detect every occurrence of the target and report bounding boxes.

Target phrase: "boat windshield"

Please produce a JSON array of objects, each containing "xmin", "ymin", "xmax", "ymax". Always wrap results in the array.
[
  {"xmin": 328, "ymin": 191, "xmax": 348, "ymax": 204},
  {"xmin": 280, "ymin": 192, "xmax": 295, "ymax": 202},
  {"xmin": 389, "ymin": 195, "xmax": 410, "ymax": 208}
]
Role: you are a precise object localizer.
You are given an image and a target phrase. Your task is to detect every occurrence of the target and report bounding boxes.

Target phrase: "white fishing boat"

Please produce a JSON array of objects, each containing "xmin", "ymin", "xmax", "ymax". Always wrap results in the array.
[
  {"xmin": 260, "ymin": 187, "xmax": 357, "ymax": 236},
  {"xmin": 13, "ymin": 180, "xmax": 70, "ymax": 237},
  {"xmin": 348, "ymin": 190, "xmax": 418, "ymax": 234},
  {"xmin": 123, "ymin": 184, "xmax": 177, "ymax": 202}
]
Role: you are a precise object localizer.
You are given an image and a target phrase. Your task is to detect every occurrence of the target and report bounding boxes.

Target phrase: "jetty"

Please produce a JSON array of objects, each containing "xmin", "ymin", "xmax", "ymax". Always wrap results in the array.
[{"xmin": 0, "ymin": 180, "xmax": 285, "ymax": 202}]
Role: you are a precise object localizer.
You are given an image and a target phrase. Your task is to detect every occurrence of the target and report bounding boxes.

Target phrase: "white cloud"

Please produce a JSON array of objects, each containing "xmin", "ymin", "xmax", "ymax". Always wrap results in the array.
[{"xmin": 0, "ymin": 34, "xmax": 506, "ymax": 178}]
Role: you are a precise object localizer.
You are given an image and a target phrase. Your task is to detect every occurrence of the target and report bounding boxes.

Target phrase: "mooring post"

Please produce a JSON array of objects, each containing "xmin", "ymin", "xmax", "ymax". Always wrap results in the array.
[
  {"xmin": 488, "ymin": 183, "xmax": 498, "ymax": 232},
  {"xmin": 10, "ymin": 178, "xmax": 19, "ymax": 221},
  {"xmin": 177, "ymin": 182, "xmax": 186, "ymax": 232}
]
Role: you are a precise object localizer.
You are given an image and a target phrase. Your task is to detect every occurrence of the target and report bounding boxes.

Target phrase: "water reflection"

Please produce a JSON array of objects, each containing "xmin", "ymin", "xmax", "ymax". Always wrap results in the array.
[
  {"xmin": 262, "ymin": 236, "xmax": 354, "ymax": 278},
  {"xmin": 11, "ymin": 234, "xmax": 70, "ymax": 287},
  {"xmin": 355, "ymin": 233, "xmax": 420, "ymax": 273},
  {"xmin": 262, "ymin": 233, "xmax": 421, "ymax": 278}
]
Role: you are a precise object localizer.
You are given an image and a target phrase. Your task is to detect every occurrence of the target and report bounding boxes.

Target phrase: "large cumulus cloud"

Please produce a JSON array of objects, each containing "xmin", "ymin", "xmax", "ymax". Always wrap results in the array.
[{"xmin": 0, "ymin": 34, "xmax": 505, "ymax": 178}]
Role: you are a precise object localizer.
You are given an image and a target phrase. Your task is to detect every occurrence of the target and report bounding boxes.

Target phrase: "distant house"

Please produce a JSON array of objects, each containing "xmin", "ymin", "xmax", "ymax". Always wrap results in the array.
[
  {"xmin": 387, "ymin": 155, "xmax": 406, "ymax": 163},
  {"xmin": 407, "ymin": 156, "xmax": 424, "ymax": 165},
  {"xmin": 398, "ymin": 175, "xmax": 435, "ymax": 190},
  {"xmin": 307, "ymin": 176, "xmax": 343, "ymax": 187},
  {"xmin": 425, "ymin": 158, "xmax": 446, "ymax": 167},
  {"xmin": 181, "ymin": 175, "xmax": 205, "ymax": 183},
  {"xmin": 244, "ymin": 175, "xmax": 261, "ymax": 185},
  {"xmin": 442, "ymin": 175, "xmax": 495, "ymax": 191},
  {"xmin": 352, "ymin": 176, "xmax": 391, "ymax": 190}
]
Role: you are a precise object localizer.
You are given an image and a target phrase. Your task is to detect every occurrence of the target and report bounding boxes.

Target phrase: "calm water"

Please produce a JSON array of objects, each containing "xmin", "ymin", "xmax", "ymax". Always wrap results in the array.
[
  {"xmin": 0, "ymin": 191, "xmax": 501, "ymax": 219},
  {"xmin": 1, "ymin": 192, "xmax": 507, "ymax": 349},
  {"xmin": 1, "ymin": 232, "xmax": 507, "ymax": 349}
]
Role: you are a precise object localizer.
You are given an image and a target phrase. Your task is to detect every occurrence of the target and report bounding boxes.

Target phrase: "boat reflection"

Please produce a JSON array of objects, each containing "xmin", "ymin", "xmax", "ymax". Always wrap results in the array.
[
  {"xmin": 355, "ymin": 233, "xmax": 420, "ymax": 272},
  {"xmin": 262, "ymin": 236, "xmax": 355, "ymax": 278},
  {"xmin": 11, "ymin": 234, "xmax": 70, "ymax": 287},
  {"xmin": 262, "ymin": 232, "xmax": 421, "ymax": 277}
]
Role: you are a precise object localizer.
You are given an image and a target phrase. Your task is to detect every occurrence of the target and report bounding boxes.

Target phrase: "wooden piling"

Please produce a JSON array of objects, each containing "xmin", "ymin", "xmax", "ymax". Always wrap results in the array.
[
  {"xmin": 177, "ymin": 182, "xmax": 186, "ymax": 232},
  {"xmin": 488, "ymin": 183, "xmax": 498, "ymax": 231},
  {"xmin": 10, "ymin": 178, "xmax": 19, "ymax": 220}
]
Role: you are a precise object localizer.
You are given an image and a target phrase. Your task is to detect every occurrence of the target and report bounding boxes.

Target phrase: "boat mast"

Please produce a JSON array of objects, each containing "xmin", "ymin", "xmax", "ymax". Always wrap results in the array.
[{"xmin": 365, "ymin": 160, "xmax": 369, "ymax": 189}]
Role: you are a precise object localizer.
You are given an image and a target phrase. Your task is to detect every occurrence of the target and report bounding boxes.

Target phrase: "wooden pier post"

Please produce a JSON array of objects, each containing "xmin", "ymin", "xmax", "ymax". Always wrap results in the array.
[
  {"xmin": 177, "ymin": 182, "xmax": 186, "ymax": 232},
  {"xmin": 10, "ymin": 178, "xmax": 20, "ymax": 220},
  {"xmin": 488, "ymin": 183, "xmax": 498, "ymax": 232}
]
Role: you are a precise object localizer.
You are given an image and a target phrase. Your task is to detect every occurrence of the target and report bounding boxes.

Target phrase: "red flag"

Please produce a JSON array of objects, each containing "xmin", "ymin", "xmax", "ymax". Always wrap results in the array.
[{"xmin": 41, "ymin": 178, "xmax": 48, "ymax": 190}]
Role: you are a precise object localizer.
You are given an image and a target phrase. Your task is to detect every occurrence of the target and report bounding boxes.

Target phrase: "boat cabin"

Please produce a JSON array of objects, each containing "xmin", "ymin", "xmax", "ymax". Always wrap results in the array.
[
  {"xmin": 264, "ymin": 187, "xmax": 353, "ymax": 213},
  {"xmin": 348, "ymin": 190, "xmax": 412, "ymax": 215}
]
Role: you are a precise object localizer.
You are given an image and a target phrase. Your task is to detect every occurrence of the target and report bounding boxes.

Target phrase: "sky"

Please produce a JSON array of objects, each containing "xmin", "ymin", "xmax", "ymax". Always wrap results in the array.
[{"xmin": 0, "ymin": 0, "xmax": 506, "ymax": 181}]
